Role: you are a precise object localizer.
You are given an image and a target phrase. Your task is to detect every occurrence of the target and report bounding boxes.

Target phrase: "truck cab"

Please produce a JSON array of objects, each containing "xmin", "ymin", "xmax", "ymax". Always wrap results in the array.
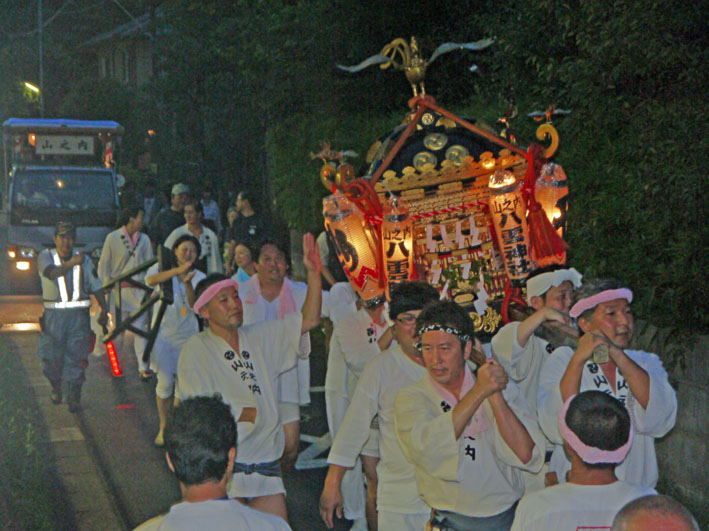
[{"xmin": 1, "ymin": 119, "xmax": 122, "ymax": 293}]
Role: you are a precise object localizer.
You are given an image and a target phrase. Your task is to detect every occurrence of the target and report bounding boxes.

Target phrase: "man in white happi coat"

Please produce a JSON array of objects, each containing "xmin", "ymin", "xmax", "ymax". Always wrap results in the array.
[
  {"xmin": 239, "ymin": 238, "xmax": 331, "ymax": 471},
  {"xmin": 512, "ymin": 391, "xmax": 655, "ymax": 531},
  {"xmin": 537, "ymin": 278, "xmax": 677, "ymax": 488},
  {"xmin": 394, "ymin": 300, "xmax": 545, "ymax": 531},
  {"xmin": 165, "ymin": 197, "xmax": 223, "ymax": 274},
  {"xmin": 491, "ymin": 265, "xmax": 582, "ymax": 491},
  {"xmin": 176, "ymin": 233, "xmax": 321, "ymax": 524},
  {"xmin": 134, "ymin": 395, "xmax": 290, "ymax": 531},
  {"xmin": 320, "ymin": 281, "xmax": 439, "ymax": 531},
  {"xmin": 98, "ymin": 204, "xmax": 154, "ymax": 379},
  {"xmin": 325, "ymin": 293, "xmax": 395, "ymax": 530}
]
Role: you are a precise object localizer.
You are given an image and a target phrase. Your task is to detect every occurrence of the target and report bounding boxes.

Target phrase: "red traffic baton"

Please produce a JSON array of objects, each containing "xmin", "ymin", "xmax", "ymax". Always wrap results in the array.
[{"xmin": 102, "ymin": 323, "xmax": 123, "ymax": 377}]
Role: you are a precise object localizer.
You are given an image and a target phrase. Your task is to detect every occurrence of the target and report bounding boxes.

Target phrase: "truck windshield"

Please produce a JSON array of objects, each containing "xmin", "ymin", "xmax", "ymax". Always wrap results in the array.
[{"xmin": 11, "ymin": 168, "xmax": 117, "ymax": 227}]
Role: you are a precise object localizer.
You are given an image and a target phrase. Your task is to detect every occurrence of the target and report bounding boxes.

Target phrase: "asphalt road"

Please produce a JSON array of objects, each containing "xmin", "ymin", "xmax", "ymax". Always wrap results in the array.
[{"xmin": 0, "ymin": 295, "xmax": 353, "ymax": 530}]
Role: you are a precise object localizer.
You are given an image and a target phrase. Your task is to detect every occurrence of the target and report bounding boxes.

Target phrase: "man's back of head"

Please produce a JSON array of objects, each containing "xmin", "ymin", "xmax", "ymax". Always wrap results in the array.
[
  {"xmin": 612, "ymin": 494, "xmax": 699, "ymax": 531},
  {"xmin": 562, "ymin": 390, "xmax": 631, "ymax": 471},
  {"xmin": 165, "ymin": 394, "xmax": 236, "ymax": 487}
]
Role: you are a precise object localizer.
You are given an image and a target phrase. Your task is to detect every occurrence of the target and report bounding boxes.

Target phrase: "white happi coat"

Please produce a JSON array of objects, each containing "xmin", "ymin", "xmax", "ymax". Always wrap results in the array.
[
  {"xmin": 537, "ymin": 347, "xmax": 677, "ymax": 488},
  {"xmin": 511, "ymin": 480, "xmax": 656, "ymax": 531},
  {"xmin": 327, "ymin": 281, "xmax": 357, "ymax": 325},
  {"xmin": 328, "ymin": 345, "xmax": 430, "ymax": 518},
  {"xmin": 394, "ymin": 367, "xmax": 545, "ymax": 518},
  {"xmin": 325, "ymin": 307, "xmax": 389, "ymax": 402},
  {"xmin": 164, "ymin": 224, "xmax": 223, "ymax": 274},
  {"xmin": 98, "ymin": 228, "xmax": 153, "ymax": 310},
  {"xmin": 241, "ymin": 279, "xmax": 330, "ymax": 406},
  {"xmin": 177, "ymin": 313, "xmax": 303, "ymax": 497}
]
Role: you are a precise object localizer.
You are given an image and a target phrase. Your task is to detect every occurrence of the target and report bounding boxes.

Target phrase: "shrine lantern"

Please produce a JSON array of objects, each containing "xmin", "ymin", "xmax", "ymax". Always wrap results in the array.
[
  {"xmin": 534, "ymin": 162, "xmax": 568, "ymax": 266},
  {"xmin": 535, "ymin": 162, "xmax": 569, "ymax": 237},
  {"xmin": 382, "ymin": 196, "xmax": 414, "ymax": 298},
  {"xmin": 323, "ymin": 193, "xmax": 384, "ymax": 301},
  {"xmin": 488, "ymin": 170, "xmax": 533, "ymax": 285}
]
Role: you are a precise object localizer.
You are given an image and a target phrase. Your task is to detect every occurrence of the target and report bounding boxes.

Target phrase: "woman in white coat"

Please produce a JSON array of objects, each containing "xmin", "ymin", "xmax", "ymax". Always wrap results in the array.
[{"xmin": 145, "ymin": 234, "xmax": 206, "ymax": 446}]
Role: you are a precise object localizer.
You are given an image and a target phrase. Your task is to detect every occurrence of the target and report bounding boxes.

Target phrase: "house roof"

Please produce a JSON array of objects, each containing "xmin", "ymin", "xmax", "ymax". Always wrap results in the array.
[{"xmin": 81, "ymin": 13, "xmax": 152, "ymax": 47}]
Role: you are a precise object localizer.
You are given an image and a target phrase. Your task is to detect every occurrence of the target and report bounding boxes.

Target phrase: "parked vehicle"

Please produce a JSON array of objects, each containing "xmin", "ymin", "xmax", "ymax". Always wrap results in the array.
[{"xmin": 0, "ymin": 118, "xmax": 122, "ymax": 293}]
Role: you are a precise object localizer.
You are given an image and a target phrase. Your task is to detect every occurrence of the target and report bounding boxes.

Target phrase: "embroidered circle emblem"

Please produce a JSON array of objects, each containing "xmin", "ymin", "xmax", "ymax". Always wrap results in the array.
[
  {"xmin": 440, "ymin": 401, "xmax": 452, "ymax": 413},
  {"xmin": 241, "ymin": 351, "xmax": 250, "ymax": 360},
  {"xmin": 546, "ymin": 343, "xmax": 556, "ymax": 353},
  {"xmin": 224, "ymin": 350, "xmax": 235, "ymax": 360}
]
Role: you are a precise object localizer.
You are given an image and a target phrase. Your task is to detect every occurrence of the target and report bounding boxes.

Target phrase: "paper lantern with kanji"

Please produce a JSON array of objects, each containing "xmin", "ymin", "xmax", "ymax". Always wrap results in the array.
[
  {"xmin": 382, "ymin": 196, "xmax": 414, "ymax": 298},
  {"xmin": 488, "ymin": 170, "xmax": 533, "ymax": 286},
  {"xmin": 323, "ymin": 193, "xmax": 384, "ymax": 301}
]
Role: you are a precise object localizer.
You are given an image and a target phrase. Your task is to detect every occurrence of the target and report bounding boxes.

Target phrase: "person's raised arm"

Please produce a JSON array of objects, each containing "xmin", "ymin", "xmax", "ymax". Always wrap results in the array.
[
  {"xmin": 451, "ymin": 355, "xmax": 506, "ymax": 439},
  {"xmin": 559, "ymin": 331, "xmax": 604, "ymax": 402},
  {"xmin": 45, "ymin": 253, "xmax": 84, "ymax": 280},
  {"xmin": 609, "ymin": 345, "xmax": 650, "ymax": 408},
  {"xmin": 300, "ymin": 233, "xmax": 322, "ymax": 334},
  {"xmin": 516, "ymin": 306, "xmax": 570, "ymax": 348},
  {"xmin": 145, "ymin": 260, "xmax": 192, "ymax": 287},
  {"xmin": 484, "ymin": 361, "xmax": 534, "ymax": 464},
  {"xmin": 182, "ymin": 271, "xmax": 198, "ymax": 306}
]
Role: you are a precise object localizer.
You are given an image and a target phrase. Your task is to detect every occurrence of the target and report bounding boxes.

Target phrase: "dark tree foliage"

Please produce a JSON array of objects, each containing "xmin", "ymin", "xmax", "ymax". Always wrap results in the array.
[{"xmin": 0, "ymin": 0, "xmax": 706, "ymax": 331}]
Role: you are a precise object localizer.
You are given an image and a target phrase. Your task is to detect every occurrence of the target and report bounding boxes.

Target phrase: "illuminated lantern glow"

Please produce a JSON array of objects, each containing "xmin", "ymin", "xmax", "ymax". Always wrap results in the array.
[
  {"xmin": 382, "ymin": 196, "xmax": 414, "ymax": 298},
  {"xmin": 535, "ymin": 162, "xmax": 569, "ymax": 235},
  {"xmin": 534, "ymin": 162, "xmax": 569, "ymax": 266},
  {"xmin": 323, "ymin": 193, "xmax": 384, "ymax": 301},
  {"xmin": 488, "ymin": 170, "xmax": 533, "ymax": 286}
]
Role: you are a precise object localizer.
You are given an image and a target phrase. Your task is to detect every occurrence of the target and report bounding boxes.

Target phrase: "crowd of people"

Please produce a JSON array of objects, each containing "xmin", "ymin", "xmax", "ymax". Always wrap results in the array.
[{"xmin": 35, "ymin": 181, "xmax": 699, "ymax": 530}]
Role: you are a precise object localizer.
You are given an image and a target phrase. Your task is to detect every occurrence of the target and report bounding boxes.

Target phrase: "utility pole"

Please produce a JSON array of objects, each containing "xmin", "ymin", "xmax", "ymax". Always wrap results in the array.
[{"xmin": 38, "ymin": 0, "xmax": 45, "ymax": 117}]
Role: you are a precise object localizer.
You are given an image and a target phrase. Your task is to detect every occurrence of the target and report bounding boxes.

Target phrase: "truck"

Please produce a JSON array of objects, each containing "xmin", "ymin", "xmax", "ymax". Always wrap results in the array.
[{"xmin": 0, "ymin": 118, "xmax": 123, "ymax": 293}]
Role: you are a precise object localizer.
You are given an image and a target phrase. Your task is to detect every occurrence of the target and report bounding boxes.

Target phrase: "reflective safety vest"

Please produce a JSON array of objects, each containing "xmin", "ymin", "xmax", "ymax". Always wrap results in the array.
[{"xmin": 43, "ymin": 250, "xmax": 92, "ymax": 309}]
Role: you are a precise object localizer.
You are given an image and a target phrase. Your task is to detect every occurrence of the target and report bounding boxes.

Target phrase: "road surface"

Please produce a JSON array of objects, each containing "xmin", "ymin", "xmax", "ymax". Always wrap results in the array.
[{"xmin": 0, "ymin": 295, "xmax": 353, "ymax": 530}]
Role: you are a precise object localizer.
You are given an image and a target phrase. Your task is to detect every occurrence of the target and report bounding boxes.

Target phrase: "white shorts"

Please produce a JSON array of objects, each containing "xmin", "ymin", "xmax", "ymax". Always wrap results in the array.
[
  {"xmin": 378, "ymin": 510, "xmax": 429, "ymax": 530},
  {"xmin": 227, "ymin": 471, "xmax": 285, "ymax": 498},
  {"xmin": 361, "ymin": 428, "xmax": 380, "ymax": 458},
  {"xmin": 278, "ymin": 401, "xmax": 300, "ymax": 424}
]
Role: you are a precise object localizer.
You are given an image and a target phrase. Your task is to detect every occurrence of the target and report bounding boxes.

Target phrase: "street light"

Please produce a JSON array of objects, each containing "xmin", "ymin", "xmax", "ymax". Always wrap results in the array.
[{"xmin": 24, "ymin": 82, "xmax": 40, "ymax": 93}]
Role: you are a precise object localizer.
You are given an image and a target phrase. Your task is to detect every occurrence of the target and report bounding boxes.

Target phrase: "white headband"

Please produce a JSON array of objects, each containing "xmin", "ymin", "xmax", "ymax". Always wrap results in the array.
[{"xmin": 526, "ymin": 267, "xmax": 583, "ymax": 304}]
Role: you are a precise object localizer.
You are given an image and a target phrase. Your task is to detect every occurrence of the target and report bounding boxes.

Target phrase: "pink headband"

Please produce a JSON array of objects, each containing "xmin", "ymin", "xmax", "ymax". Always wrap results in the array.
[
  {"xmin": 558, "ymin": 394, "xmax": 633, "ymax": 464},
  {"xmin": 192, "ymin": 279, "xmax": 239, "ymax": 316},
  {"xmin": 569, "ymin": 288, "xmax": 633, "ymax": 319}
]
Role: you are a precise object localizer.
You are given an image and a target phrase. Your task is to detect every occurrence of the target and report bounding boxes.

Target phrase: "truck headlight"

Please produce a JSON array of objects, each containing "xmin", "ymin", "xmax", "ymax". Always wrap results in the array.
[
  {"xmin": 7, "ymin": 246, "xmax": 36, "ymax": 259},
  {"xmin": 19, "ymin": 247, "xmax": 36, "ymax": 258}
]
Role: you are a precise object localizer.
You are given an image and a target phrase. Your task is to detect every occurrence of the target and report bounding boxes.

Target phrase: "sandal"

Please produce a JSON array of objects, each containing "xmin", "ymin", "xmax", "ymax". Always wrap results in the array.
[
  {"xmin": 154, "ymin": 432, "xmax": 164, "ymax": 447},
  {"xmin": 139, "ymin": 370, "xmax": 154, "ymax": 382}
]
